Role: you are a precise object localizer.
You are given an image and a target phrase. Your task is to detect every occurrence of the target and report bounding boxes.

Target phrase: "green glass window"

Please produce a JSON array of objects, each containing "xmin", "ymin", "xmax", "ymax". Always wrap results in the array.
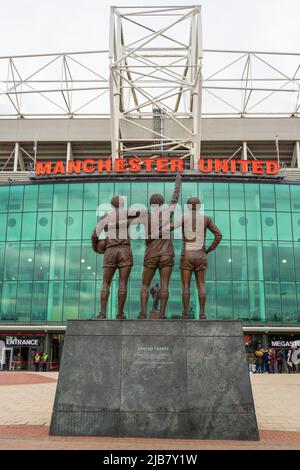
[
  {"xmin": 0, "ymin": 214, "xmax": 7, "ymax": 240},
  {"xmin": 281, "ymin": 282, "xmax": 298, "ymax": 323},
  {"xmin": 6, "ymin": 213, "xmax": 22, "ymax": 241},
  {"xmin": 66, "ymin": 211, "xmax": 82, "ymax": 240},
  {"xmin": 198, "ymin": 183, "xmax": 214, "ymax": 210},
  {"xmin": 63, "ymin": 281, "xmax": 80, "ymax": 320},
  {"xmin": 68, "ymin": 184, "xmax": 83, "ymax": 211},
  {"xmin": 294, "ymin": 243, "xmax": 300, "ymax": 281},
  {"xmin": 291, "ymin": 213, "xmax": 300, "ymax": 242},
  {"xmin": 265, "ymin": 282, "xmax": 281, "ymax": 322},
  {"xmin": 79, "ymin": 281, "xmax": 96, "ymax": 318},
  {"xmin": 115, "ymin": 182, "xmax": 131, "ymax": 204},
  {"xmin": 247, "ymin": 242, "xmax": 264, "ymax": 280},
  {"xmin": 0, "ymin": 186, "xmax": 9, "ymax": 212},
  {"xmin": 246, "ymin": 212, "xmax": 262, "ymax": 240},
  {"xmin": 214, "ymin": 183, "xmax": 229, "ymax": 210},
  {"xmin": 0, "ymin": 243, "xmax": 5, "ymax": 281},
  {"xmin": 233, "ymin": 282, "xmax": 249, "ymax": 320},
  {"xmin": 245, "ymin": 184, "xmax": 260, "ymax": 211},
  {"xmin": 263, "ymin": 242, "xmax": 279, "ymax": 281},
  {"xmin": 16, "ymin": 282, "xmax": 32, "ymax": 322},
  {"xmin": 278, "ymin": 242, "xmax": 295, "ymax": 281},
  {"xmin": 21, "ymin": 213, "xmax": 37, "ymax": 240},
  {"xmin": 99, "ymin": 183, "xmax": 114, "ymax": 207},
  {"xmin": 290, "ymin": 185, "xmax": 300, "ymax": 211},
  {"xmin": 206, "ymin": 250, "xmax": 216, "ymax": 281},
  {"xmin": 23, "ymin": 186, "xmax": 38, "ymax": 212},
  {"xmin": 275, "ymin": 185, "xmax": 291, "ymax": 212},
  {"xmin": 277, "ymin": 213, "xmax": 292, "ymax": 241},
  {"xmin": 260, "ymin": 185, "xmax": 275, "ymax": 211},
  {"xmin": 216, "ymin": 242, "xmax": 232, "ymax": 280},
  {"xmin": 18, "ymin": 243, "xmax": 35, "ymax": 280},
  {"xmin": 36, "ymin": 212, "xmax": 52, "ymax": 240},
  {"xmin": 80, "ymin": 242, "xmax": 97, "ymax": 280},
  {"xmin": 82, "ymin": 211, "xmax": 97, "ymax": 239},
  {"xmin": 49, "ymin": 242, "xmax": 65, "ymax": 280},
  {"xmin": 53, "ymin": 184, "xmax": 68, "ymax": 211},
  {"xmin": 64, "ymin": 241, "xmax": 82, "ymax": 280},
  {"xmin": 231, "ymin": 242, "xmax": 248, "ymax": 280},
  {"xmin": 180, "ymin": 182, "xmax": 197, "ymax": 207},
  {"xmin": 215, "ymin": 211, "xmax": 230, "ymax": 239},
  {"xmin": 34, "ymin": 243, "xmax": 50, "ymax": 281},
  {"xmin": 47, "ymin": 281, "xmax": 63, "ymax": 322},
  {"xmin": 216, "ymin": 282, "xmax": 233, "ymax": 319},
  {"xmin": 248, "ymin": 282, "xmax": 265, "ymax": 321},
  {"xmin": 230, "ymin": 211, "xmax": 246, "ymax": 240},
  {"xmin": 83, "ymin": 183, "xmax": 99, "ymax": 210},
  {"xmin": 51, "ymin": 211, "xmax": 67, "ymax": 240},
  {"xmin": 229, "ymin": 184, "xmax": 245, "ymax": 210},
  {"xmin": 38, "ymin": 185, "xmax": 53, "ymax": 211},
  {"xmin": 3, "ymin": 243, "xmax": 19, "ymax": 281},
  {"xmin": 1, "ymin": 282, "xmax": 17, "ymax": 320},
  {"xmin": 205, "ymin": 282, "xmax": 216, "ymax": 319},
  {"xmin": 131, "ymin": 182, "xmax": 147, "ymax": 206},
  {"xmin": 8, "ymin": 186, "xmax": 23, "ymax": 212},
  {"xmin": 261, "ymin": 212, "xmax": 277, "ymax": 240},
  {"xmin": 31, "ymin": 282, "xmax": 48, "ymax": 322}
]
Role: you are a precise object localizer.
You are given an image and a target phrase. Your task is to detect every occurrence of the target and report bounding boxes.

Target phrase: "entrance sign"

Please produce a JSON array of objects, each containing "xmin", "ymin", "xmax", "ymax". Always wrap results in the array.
[{"xmin": 35, "ymin": 158, "xmax": 280, "ymax": 176}]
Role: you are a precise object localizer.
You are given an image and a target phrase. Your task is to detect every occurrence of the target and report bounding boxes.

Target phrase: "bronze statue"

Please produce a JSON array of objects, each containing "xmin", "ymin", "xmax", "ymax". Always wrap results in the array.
[
  {"xmin": 138, "ymin": 174, "xmax": 182, "ymax": 319},
  {"xmin": 91, "ymin": 196, "xmax": 138, "ymax": 320},
  {"xmin": 174, "ymin": 196, "xmax": 222, "ymax": 320}
]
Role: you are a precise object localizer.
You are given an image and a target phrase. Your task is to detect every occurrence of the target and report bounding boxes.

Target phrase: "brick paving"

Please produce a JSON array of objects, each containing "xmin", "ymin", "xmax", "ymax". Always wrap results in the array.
[{"xmin": 0, "ymin": 372, "xmax": 299, "ymax": 449}]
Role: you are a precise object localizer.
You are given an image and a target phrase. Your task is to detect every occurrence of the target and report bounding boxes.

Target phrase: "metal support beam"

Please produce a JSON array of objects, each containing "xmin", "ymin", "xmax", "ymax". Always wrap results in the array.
[
  {"xmin": 13, "ymin": 142, "xmax": 20, "ymax": 172},
  {"xmin": 109, "ymin": 5, "xmax": 202, "ymax": 165},
  {"xmin": 66, "ymin": 142, "xmax": 73, "ymax": 165},
  {"xmin": 242, "ymin": 141, "xmax": 247, "ymax": 160},
  {"xmin": 291, "ymin": 141, "xmax": 300, "ymax": 168}
]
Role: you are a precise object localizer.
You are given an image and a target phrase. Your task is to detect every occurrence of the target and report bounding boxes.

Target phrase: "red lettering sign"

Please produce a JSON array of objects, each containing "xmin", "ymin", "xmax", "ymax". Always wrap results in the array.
[{"xmin": 35, "ymin": 157, "xmax": 280, "ymax": 176}]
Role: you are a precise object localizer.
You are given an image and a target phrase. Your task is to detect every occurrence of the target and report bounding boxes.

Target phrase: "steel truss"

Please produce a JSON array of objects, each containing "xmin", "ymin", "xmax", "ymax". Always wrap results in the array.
[{"xmin": 109, "ymin": 5, "xmax": 202, "ymax": 168}]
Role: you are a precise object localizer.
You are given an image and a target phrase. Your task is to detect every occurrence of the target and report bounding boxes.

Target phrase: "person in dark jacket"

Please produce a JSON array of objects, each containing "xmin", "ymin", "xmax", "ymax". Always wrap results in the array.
[{"xmin": 276, "ymin": 349, "xmax": 285, "ymax": 373}]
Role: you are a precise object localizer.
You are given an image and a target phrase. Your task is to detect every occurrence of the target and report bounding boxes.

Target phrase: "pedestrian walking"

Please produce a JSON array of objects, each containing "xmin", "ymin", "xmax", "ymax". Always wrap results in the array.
[
  {"xmin": 263, "ymin": 349, "xmax": 270, "ymax": 373},
  {"xmin": 269, "ymin": 348, "xmax": 276, "ymax": 373},
  {"xmin": 254, "ymin": 348, "xmax": 264, "ymax": 373}
]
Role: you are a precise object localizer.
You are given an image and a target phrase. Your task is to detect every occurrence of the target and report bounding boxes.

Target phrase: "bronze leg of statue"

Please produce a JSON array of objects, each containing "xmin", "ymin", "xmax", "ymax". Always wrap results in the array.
[
  {"xmin": 117, "ymin": 265, "xmax": 132, "ymax": 319},
  {"xmin": 159, "ymin": 266, "xmax": 173, "ymax": 319},
  {"xmin": 195, "ymin": 270, "xmax": 206, "ymax": 320},
  {"xmin": 139, "ymin": 267, "xmax": 156, "ymax": 319},
  {"xmin": 99, "ymin": 267, "xmax": 116, "ymax": 319},
  {"xmin": 181, "ymin": 269, "xmax": 193, "ymax": 319}
]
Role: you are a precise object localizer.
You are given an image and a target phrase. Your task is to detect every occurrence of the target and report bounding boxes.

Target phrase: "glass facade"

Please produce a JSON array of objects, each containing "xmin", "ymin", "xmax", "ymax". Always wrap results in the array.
[{"xmin": 0, "ymin": 180, "xmax": 300, "ymax": 324}]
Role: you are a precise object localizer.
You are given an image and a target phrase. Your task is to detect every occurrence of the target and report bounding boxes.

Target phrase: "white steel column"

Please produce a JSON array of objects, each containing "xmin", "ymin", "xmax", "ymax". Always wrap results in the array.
[
  {"xmin": 242, "ymin": 141, "xmax": 248, "ymax": 160},
  {"xmin": 13, "ymin": 142, "xmax": 20, "ymax": 172},
  {"xmin": 66, "ymin": 142, "xmax": 73, "ymax": 165},
  {"xmin": 191, "ymin": 6, "xmax": 203, "ymax": 169},
  {"xmin": 291, "ymin": 141, "xmax": 300, "ymax": 168}
]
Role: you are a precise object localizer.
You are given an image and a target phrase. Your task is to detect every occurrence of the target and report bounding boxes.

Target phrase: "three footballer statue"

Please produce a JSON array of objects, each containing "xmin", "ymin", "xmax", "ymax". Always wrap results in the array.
[{"xmin": 91, "ymin": 175, "xmax": 222, "ymax": 320}]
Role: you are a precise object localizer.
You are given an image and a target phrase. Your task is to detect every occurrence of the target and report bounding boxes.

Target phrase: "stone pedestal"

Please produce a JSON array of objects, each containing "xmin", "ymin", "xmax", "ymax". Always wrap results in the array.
[{"xmin": 49, "ymin": 320, "xmax": 259, "ymax": 440}]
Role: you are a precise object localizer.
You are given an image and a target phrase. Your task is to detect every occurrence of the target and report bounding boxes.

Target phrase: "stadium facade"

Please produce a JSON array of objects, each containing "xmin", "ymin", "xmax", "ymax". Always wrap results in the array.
[{"xmin": 0, "ymin": 5, "xmax": 300, "ymax": 369}]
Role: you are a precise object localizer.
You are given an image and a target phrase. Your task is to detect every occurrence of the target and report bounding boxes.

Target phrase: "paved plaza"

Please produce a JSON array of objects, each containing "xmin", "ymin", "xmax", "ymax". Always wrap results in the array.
[{"xmin": 0, "ymin": 372, "xmax": 299, "ymax": 449}]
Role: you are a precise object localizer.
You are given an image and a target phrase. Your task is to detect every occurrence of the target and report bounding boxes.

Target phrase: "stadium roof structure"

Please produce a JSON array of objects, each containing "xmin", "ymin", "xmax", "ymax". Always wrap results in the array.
[{"xmin": 0, "ymin": 5, "xmax": 300, "ymax": 179}]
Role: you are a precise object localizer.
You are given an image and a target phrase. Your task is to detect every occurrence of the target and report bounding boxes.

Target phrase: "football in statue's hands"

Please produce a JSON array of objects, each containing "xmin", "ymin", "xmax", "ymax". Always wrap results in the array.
[{"xmin": 97, "ymin": 239, "xmax": 107, "ymax": 254}]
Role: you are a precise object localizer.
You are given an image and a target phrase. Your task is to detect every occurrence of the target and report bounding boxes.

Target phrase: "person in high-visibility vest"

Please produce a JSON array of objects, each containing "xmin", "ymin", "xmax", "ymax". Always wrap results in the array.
[
  {"xmin": 41, "ymin": 352, "xmax": 49, "ymax": 372},
  {"xmin": 34, "ymin": 352, "xmax": 40, "ymax": 372}
]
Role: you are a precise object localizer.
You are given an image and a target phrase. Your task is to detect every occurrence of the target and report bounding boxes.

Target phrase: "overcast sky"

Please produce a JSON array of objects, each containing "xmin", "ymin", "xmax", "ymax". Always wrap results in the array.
[{"xmin": 0, "ymin": 0, "xmax": 299, "ymax": 56}]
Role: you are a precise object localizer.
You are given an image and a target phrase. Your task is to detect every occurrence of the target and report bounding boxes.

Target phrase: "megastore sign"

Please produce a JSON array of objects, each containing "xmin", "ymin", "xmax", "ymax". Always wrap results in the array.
[{"xmin": 35, "ymin": 158, "xmax": 280, "ymax": 176}]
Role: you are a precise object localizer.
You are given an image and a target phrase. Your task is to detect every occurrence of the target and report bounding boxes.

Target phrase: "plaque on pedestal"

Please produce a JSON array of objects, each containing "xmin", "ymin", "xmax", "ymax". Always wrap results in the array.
[{"xmin": 50, "ymin": 319, "xmax": 259, "ymax": 440}]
